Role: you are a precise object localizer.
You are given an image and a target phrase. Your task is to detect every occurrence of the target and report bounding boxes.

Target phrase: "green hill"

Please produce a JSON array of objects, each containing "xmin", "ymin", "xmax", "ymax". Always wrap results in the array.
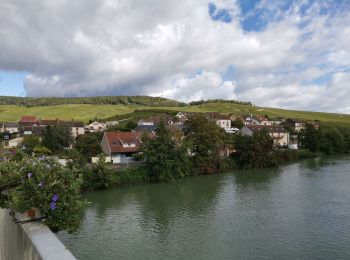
[{"xmin": 0, "ymin": 97, "xmax": 348, "ymax": 126}]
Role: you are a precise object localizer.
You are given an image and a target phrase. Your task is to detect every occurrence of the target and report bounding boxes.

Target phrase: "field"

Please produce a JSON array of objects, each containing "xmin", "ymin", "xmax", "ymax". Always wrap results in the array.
[{"xmin": 0, "ymin": 103, "xmax": 349, "ymax": 126}]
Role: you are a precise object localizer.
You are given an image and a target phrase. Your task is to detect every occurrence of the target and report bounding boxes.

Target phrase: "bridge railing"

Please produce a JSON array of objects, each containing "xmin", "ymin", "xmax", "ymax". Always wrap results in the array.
[{"xmin": 0, "ymin": 208, "xmax": 76, "ymax": 260}]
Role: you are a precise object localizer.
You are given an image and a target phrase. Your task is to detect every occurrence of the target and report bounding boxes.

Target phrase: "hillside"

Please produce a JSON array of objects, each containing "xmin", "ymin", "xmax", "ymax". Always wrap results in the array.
[{"xmin": 0, "ymin": 100, "xmax": 349, "ymax": 126}]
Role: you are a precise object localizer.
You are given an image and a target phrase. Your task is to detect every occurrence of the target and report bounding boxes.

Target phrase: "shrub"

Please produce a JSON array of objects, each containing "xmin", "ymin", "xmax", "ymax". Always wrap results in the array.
[{"xmin": 0, "ymin": 158, "xmax": 84, "ymax": 233}]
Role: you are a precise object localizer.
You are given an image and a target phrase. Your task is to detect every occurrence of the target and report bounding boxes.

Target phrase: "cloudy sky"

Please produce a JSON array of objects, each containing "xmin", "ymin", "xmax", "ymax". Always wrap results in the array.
[{"xmin": 0, "ymin": 0, "xmax": 350, "ymax": 113}]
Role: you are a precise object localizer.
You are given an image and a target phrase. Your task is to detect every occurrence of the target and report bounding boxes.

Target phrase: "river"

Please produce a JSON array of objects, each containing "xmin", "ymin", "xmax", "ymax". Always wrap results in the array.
[{"xmin": 57, "ymin": 156, "xmax": 350, "ymax": 259}]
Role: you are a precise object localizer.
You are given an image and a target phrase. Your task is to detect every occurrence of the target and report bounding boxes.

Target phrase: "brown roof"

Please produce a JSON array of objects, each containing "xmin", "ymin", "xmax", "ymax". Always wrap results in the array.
[
  {"xmin": 246, "ymin": 125, "xmax": 287, "ymax": 133},
  {"xmin": 105, "ymin": 132, "xmax": 147, "ymax": 153},
  {"xmin": 20, "ymin": 116, "xmax": 39, "ymax": 123}
]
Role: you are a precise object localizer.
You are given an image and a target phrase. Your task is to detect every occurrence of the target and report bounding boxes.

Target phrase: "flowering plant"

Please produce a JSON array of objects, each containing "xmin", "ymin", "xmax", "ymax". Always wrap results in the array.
[{"xmin": 0, "ymin": 157, "xmax": 84, "ymax": 233}]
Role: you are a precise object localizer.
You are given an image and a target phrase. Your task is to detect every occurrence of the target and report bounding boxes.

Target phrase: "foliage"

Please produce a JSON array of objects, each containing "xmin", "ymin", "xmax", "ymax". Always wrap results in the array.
[
  {"xmin": 42, "ymin": 124, "xmax": 73, "ymax": 152},
  {"xmin": 82, "ymin": 155, "xmax": 150, "ymax": 190},
  {"xmin": 21, "ymin": 135, "xmax": 41, "ymax": 154},
  {"xmin": 0, "ymin": 158, "xmax": 84, "ymax": 233},
  {"xmin": 184, "ymin": 114, "xmax": 224, "ymax": 173},
  {"xmin": 82, "ymin": 154, "xmax": 113, "ymax": 191},
  {"xmin": 299, "ymin": 124, "xmax": 350, "ymax": 154},
  {"xmin": 126, "ymin": 121, "xmax": 138, "ymax": 130},
  {"xmin": 298, "ymin": 124, "xmax": 322, "ymax": 152},
  {"xmin": 142, "ymin": 120, "xmax": 190, "ymax": 182},
  {"xmin": 33, "ymin": 146, "xmax": 52, "ymax": 156},
  {"xmin": 233, "ymin": 129, "xmax": 275, "ymax": 169},
  {"xmin": 231, "ymin": 118, "xmax": 244, "ymax": 129},
  {"xmin": 189, "ymin": 99, "xmax": 252, "ymax": 106},
  {"xmin": 0, "ymin": 95, "xmax": 184, "ymax": 107},
  {"xmin": 74, "ymin": 132, "xmax": 103, "ymax": 160}
]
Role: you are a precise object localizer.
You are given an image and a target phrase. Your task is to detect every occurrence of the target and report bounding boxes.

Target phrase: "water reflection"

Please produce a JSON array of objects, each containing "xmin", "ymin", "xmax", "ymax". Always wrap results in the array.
[{"xmin": 58, "ymin": 156, "xmax": 350, "ymax": 260}]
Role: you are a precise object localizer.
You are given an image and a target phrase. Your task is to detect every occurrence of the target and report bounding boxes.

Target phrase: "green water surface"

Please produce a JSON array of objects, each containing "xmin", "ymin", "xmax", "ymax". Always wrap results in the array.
[{"xmin": 57, "ymin": 156, "xmax": 350, "ymax": 259}]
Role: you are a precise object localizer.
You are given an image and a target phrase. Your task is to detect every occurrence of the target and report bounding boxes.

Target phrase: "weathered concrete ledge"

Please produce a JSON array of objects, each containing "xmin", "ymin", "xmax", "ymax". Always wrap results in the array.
[{"xmin": 0, "ymin": 208, "xmax": 76, "ymax": 260}]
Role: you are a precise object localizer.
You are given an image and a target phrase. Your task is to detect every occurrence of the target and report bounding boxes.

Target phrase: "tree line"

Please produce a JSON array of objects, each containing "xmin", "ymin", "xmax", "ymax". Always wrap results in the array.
[{"xmin": 0, "ymin": 96, "xmax": 185, "ymax": 107}]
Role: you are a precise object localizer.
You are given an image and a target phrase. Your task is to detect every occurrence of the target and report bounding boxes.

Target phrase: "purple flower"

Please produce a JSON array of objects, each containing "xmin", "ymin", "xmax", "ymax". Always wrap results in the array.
[
  {"xmin": 50, "ymin": 202, "xmax": 56, "ymax": 210},
  {"xmin": 28, "ymin": 172, "xmax": 32, "ymax": 178},
  {"xmin": 52, "ymin": 194, "xmax": 59, "ymax": 202}
]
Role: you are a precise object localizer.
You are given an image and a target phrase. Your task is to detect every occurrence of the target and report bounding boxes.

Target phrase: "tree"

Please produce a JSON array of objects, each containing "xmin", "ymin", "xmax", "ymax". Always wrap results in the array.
[
  {"xmin": 126, "ymin": 121, "xmax": 137, "ymax": 130},
  {"xmin": 231, "ymin": 118, "xmax": 244, "ymax": 129},
  {"xmin": 299, "ymin": 124, "xmax": 321, "ymax": 152},
  {"xmin": 74, "ymin": 132, "xmax": 103, "ymax": 160},
  {"xmin": 233, "ymin": 129, "xmax": 274, "ymax": 169},
  {"xmin": 21, "ymin": 135, "xmax": 41, "ymax": 154},
  {"xmin": 320, "ymin": 127, "xmax": 345, "ymax": 154},
  {"xmin": 142, "ymin": 120, "xmax": 189, "ymax": 182},
  {"xmin": 42, "ymin": 124, "xmax": 73, "ymax": 152},
  {"xmin": 184, "ymin": 114, "xmax": 224, "ymax": 173}
]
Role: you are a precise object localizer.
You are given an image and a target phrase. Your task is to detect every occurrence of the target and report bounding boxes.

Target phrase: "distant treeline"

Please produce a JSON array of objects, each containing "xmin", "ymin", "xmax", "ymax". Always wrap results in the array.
[
  {"xmin": 189, "ymin": 99, "xmax": 252, "ymax": 106},
  {"xmin": 0, "ymin": 96, "xmax": 186, "ymax": 107}
]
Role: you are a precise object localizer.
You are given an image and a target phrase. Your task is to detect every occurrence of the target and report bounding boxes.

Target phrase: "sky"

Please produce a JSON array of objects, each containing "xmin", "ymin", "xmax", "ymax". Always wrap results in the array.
[{"xmin": 0, "ymin": 0, "xmax": 350, "ymax": 113}]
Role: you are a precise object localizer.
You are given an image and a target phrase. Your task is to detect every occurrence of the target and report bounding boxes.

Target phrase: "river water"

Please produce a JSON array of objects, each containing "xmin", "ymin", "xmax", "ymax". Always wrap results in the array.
[{"xmin": 57, "ymin": 156, "xmax": 350, "ymax": 259}]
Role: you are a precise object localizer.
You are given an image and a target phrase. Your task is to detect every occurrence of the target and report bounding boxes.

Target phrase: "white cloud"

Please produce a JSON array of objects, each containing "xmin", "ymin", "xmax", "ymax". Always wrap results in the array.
[{"xmin": 0, "ymin": 0, "xmax": 350, "ymax": 112}]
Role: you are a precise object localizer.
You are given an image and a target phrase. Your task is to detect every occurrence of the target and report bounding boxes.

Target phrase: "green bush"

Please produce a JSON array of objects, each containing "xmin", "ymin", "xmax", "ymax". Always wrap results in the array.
[{"xmin": 0, "ymin": 158, "xmax": 84, "ymax": 233}]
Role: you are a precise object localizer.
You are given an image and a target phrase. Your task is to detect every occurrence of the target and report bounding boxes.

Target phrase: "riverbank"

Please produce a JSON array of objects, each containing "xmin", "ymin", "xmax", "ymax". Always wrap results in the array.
[{"xmin": 81, "ymin": 149, "xmax": 323, "ymax": 192}]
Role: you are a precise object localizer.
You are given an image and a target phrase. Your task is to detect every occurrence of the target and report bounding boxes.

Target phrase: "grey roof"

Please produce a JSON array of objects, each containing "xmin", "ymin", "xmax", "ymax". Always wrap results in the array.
[
  {"xmin": 134, "ymin": 125, "xmax": 158, "ymax": 132},
  {"xmin": 4, "ymin": 122, "xmax": 18, "ymax": 127}
]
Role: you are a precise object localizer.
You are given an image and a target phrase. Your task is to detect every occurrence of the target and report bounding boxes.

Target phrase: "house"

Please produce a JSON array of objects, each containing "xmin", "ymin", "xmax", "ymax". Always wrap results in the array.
[
  {"xmin": 86, "ymin": 121, "xmax": 107, "ymax": 132},
  {"xmin": 138, "ymin": 115, "xmax": 176, "ymax": 126},
  {"xmin": 67, "ymin": 121, "xmax": 85, "ymax": 138},
  {"xmin": 101, "ymin": 132, "xmax": 147, "ymax": 164},
  {"xmin": 239, "ymin": 125, "xmax": 290, "ymax": 147},
  {"xmin": 205, "ymin": 112, "xmax": 232, "ymax": 131},
  {"xmin": 243, "ymin": 115, "xmax": 260, "ymax": 125},
  {"xmin": 259, "ymin": 117, "xmax": 283, "ymax": 126},
  {"xmin": 286, "ymin": 119, "xmax": 306, "ymax": 133},
  {"xmin": 138, "ymin": 119, "xmax": 155, "ymax": 126},
  {"xmin": 175, "ymin": 112, "xmax": 197, "ymax": 123},
  {"xmin": 4, "ymin": 122, "xmax": 19, "ymax": 133},
  {"xmin": 18, "ymin": 116, "xmax": 39, "ymax": 130},
  {"xmin": 22, "ymin": 126, "xmax": 34, "ymax": 135},
  {"xmin": 175, "ymin": 112, "xmax": 187, "ymax": 120},
  {"xmin": 106, "ymin": 121, "xmax": 119, "ymax": 127},
  {"xmin": 3, "ymin": 137, "xmax": 23, "ymax": 148}
]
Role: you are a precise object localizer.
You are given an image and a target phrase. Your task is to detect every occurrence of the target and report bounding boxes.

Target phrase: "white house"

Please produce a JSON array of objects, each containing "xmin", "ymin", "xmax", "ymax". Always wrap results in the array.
[
  {"xmin": 205, "ymin": 112, "xmax": 232, "ymax": 131},
  {"xmin": 86, "ymin": 121, "xmax": 107, "ymax": 132}
]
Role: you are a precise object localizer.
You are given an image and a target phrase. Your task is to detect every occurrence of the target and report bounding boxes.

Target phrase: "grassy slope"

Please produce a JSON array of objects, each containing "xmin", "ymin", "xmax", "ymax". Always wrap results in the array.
[{"xmin": 0, "ymin": 103, "xmax": 349, "ymax": 126}]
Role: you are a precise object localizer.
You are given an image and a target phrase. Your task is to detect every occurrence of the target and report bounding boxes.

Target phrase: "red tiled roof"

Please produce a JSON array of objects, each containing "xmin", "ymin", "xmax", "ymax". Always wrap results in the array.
[
  {"xmin": 20, "ymin": 116, "xmax": 38, "ymax": 123},
  {"xmin": 105, "ymin": 132, "xmax": 149, "ymax": 153}
]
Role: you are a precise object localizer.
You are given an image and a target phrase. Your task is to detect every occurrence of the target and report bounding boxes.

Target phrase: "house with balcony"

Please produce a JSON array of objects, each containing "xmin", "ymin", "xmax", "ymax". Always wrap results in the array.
[{"xmin": 101, "ymin": 131, "xmax": 147, "ymax": 164}]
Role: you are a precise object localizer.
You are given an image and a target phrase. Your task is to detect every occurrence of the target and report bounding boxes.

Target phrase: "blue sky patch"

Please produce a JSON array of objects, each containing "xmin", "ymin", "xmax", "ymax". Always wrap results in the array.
[
  {"xmin": 208, "ymin": 3, "xmax": 233, "ymax": 23},
  {"xmin": 0, "ymin": 70, "xmax": 27, "ymax": 96}
]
